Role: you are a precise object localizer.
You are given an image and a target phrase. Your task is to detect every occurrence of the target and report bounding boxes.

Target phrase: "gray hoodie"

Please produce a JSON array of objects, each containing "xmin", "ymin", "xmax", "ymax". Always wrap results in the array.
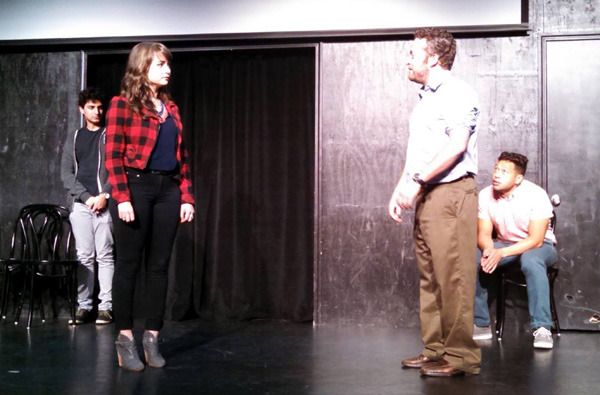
[{"xmin": 60, "ymin": 127, "xmax": 111, "ymax": 207}]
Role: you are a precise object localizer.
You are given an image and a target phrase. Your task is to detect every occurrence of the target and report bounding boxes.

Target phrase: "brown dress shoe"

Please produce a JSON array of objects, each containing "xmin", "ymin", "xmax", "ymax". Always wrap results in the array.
[
  {"xmin": 401, "ymin": 354, "xmax": 444, "ymax": 369},
  {"xmin": 419, "ymin": 361, "xmax": 467, "ymax": 377}
]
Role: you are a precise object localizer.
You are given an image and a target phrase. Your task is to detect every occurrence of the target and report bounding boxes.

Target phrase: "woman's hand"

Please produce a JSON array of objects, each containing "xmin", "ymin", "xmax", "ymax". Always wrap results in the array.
[
  {"xmin": 180, "ymin": 203, "xmax": 195, "ymax": 223},
  {"xmin": 118, "ymin": 201, "xmax": 135, "ymax": 222}
]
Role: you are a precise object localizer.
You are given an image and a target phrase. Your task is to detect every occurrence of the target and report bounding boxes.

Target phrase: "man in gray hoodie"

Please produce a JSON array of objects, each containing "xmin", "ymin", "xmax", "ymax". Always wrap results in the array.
[{"xmin": 60, "ymin": 88, "xmax": 114, "ymax": 325}]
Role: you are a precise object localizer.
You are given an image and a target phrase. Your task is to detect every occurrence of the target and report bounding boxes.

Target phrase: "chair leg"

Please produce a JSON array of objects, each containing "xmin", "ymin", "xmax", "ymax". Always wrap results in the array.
[
  {"xmin": 65, "ymin": 266, "xmax": 77, "ymax": 325},
  {"xmin": 1, "ymin": 270, "xmax": 11, "ymax": 319},
  {"xmin": 550, "ymin": 294, "xmax": 560, "ymax": 336},
  {"xmin": 13, "ymin": 268, "xmax": 29, "ymax": 325},
  {"xmin": 496, "ymin": 274, "xmax": 507, "ymax": 339},
  {"xmin": 50, "ymin": 283, "xmax": 58, "ymax": 319},
  {"xmin": 38, "ymin": 285, "xmax": 46, "ymax": 323},
  {"xmin": 71, "ymin": 268, "xmax": 77, "ymax": 323},
  {"xmin": 27, "ymin": 270, "xmax": 36, "ymax": 328},
  {"xmin": 548, "ymin": 270, "xmax": 561, "ymax": 336},
  {"xmin": 13, "ymin": 293, "xmax": 23, "ymax": 325}
]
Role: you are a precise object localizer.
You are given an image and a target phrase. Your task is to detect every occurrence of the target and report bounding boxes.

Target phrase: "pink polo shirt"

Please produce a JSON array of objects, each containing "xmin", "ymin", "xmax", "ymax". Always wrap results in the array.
[{"xmin": 478, "ymin": 180, "xmax": 557, "ymax": 245}]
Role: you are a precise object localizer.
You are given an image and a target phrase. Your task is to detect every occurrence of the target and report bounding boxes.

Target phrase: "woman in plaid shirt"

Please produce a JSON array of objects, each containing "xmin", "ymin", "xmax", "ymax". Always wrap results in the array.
[{"xmin": 105, "ymin": 42, "xmax": 195, "ymax": 372}]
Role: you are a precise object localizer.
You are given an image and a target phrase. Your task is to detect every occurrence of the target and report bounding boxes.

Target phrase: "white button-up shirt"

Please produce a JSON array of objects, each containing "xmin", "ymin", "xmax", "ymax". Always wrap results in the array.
[{"xmin": 405, "ymin": 73, "xmax": 479, "ymax": 184}]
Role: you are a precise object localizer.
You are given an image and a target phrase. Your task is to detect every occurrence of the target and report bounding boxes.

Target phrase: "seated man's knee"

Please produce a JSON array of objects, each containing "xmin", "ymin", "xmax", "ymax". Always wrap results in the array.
[{"xmin": 520, "ymin": 253, "xmax": 546, "ymax": 275}]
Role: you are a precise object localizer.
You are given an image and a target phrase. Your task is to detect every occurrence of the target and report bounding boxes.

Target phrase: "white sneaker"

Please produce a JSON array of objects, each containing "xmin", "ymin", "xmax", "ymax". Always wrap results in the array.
[
  {"xmin": 473, "ymin": 325, "xmax": 493, "ymax": 340},
  {"xmin": 533, "ymin": 327, "xmax": 553, "ymax": 349}
]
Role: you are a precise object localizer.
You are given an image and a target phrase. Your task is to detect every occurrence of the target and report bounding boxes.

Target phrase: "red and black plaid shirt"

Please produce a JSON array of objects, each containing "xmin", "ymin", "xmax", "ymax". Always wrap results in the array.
[{"xmin": 105, "ymin": 95, "xmax": 195, "ymax": 205}]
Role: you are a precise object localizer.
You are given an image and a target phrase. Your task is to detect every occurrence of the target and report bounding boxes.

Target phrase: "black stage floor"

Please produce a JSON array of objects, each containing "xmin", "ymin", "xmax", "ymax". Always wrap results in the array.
[{"xmin": 1, "ymin": 318, "xmax": 598, "ymax": 395}]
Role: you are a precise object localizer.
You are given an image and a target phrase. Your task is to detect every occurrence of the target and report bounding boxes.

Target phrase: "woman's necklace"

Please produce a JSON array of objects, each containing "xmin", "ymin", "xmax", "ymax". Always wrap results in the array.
[{"xmin": 154, "ymin": 99, "xmax": 167, "ymax": 122}]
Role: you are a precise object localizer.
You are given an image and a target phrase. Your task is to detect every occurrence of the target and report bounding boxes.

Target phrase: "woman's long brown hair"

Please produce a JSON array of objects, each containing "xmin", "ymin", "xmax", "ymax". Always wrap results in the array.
[{"xmin": 120, "ymin": 42, "xmax": 172, "ymax": 115}]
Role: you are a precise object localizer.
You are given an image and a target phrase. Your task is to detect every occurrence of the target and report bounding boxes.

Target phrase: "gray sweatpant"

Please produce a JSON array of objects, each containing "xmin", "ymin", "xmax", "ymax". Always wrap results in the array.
[{"xmin": 69, "ymin": 202, "xmax": 114, "ymax": 311}]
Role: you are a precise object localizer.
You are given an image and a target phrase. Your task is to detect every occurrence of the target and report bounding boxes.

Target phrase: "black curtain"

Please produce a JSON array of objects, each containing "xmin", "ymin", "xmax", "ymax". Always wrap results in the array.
[{"xmin": 87, "ymin": 47, "xmax": 315, "ymax": 322}]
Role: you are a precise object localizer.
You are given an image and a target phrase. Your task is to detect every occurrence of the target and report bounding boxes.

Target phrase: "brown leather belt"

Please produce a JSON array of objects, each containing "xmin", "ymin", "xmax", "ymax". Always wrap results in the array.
[
  {"xmin": 451, "ymin": 173, "xmax": 475, "ymax": 183},
  {"xmin": 428, "ymin": 173, "xmax": 475, "ymax": 187}
]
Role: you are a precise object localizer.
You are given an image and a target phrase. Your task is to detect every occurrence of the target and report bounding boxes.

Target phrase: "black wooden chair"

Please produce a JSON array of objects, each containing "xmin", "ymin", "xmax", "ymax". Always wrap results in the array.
[
  {"xmin": 495, "ymin": 265, "xmax": 560, "ymax": 339},
  {"xmin": 1, "ymin": 205, "xmax": 34, "ymax": 320},
  {"xmin": 495, "ymin": 196, "xmax": 561, "ymax": 340},
  {"xmin": 1, "ymin": 204, "xmax": 78, "ymax": 328}
]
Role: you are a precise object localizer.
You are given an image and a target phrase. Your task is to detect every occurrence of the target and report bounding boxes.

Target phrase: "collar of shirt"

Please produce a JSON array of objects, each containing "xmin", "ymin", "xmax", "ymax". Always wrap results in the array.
[
  {"xmin": 496, "ymin": 181, "xmax": 525, "ymax": 201},
  {"xmin": 139, "ymin": 100, "xmax": 177, "ymax": 120},
  {"xmin": 418, "ymin": 70, "xmax": 451, "ymax": 98}
]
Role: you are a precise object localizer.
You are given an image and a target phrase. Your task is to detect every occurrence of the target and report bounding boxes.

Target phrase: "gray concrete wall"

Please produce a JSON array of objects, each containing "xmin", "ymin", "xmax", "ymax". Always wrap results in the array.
[{"xmin": 0, "ymin": 52, "xmax": 81, "ymax": 250}]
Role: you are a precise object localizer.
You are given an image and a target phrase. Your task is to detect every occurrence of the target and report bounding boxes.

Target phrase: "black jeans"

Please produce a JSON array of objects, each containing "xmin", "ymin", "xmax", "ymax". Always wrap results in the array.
[{"xmin": 110, "ymin": 170, "xmax": 180, "ymax": 331}]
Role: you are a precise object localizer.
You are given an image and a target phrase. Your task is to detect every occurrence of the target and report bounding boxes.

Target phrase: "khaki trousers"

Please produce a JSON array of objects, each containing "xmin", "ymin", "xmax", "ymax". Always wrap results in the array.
[{"xmin": 414, "ymin": 176, "xmax": 481, "ymax": 373}]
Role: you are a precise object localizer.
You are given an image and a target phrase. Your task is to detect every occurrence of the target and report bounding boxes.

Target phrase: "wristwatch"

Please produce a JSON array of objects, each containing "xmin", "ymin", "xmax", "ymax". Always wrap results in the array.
[
  {"xmin": 412, "ymin": 173, "xmax": 427, "ymax": 186},
  {"xmin": 102, "ymin": 192, "xmax": 110, "ymax": 199}
]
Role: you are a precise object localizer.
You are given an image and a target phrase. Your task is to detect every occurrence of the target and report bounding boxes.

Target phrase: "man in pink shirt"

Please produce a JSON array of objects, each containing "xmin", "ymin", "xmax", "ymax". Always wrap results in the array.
[{"xmin": 473, "ymin": 152, "xmax": 557, "ymax": 349}]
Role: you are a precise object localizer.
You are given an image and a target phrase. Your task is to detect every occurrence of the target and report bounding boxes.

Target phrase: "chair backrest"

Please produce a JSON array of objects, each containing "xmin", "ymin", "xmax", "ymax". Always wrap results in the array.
[
  {"xmin": 6, "ymin": 207, "xmax": 31, "ymax": 261},
  {"xmin": 549, "ymin": 194, "xmax": 560, "ymax": 235},
  {"xmin": 7, "ymin": 204, "xmax": 72, "ymax": 263}
]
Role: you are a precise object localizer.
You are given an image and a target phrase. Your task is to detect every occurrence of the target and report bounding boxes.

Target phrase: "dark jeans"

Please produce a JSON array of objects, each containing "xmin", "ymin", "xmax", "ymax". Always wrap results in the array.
[
  {"xmin": 474, "ymin": 241, "xmax": 557, "ymax": 330},
  {"xmin": 110, "ymin": 170, "xmax": 180, "ymax": 331}
]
